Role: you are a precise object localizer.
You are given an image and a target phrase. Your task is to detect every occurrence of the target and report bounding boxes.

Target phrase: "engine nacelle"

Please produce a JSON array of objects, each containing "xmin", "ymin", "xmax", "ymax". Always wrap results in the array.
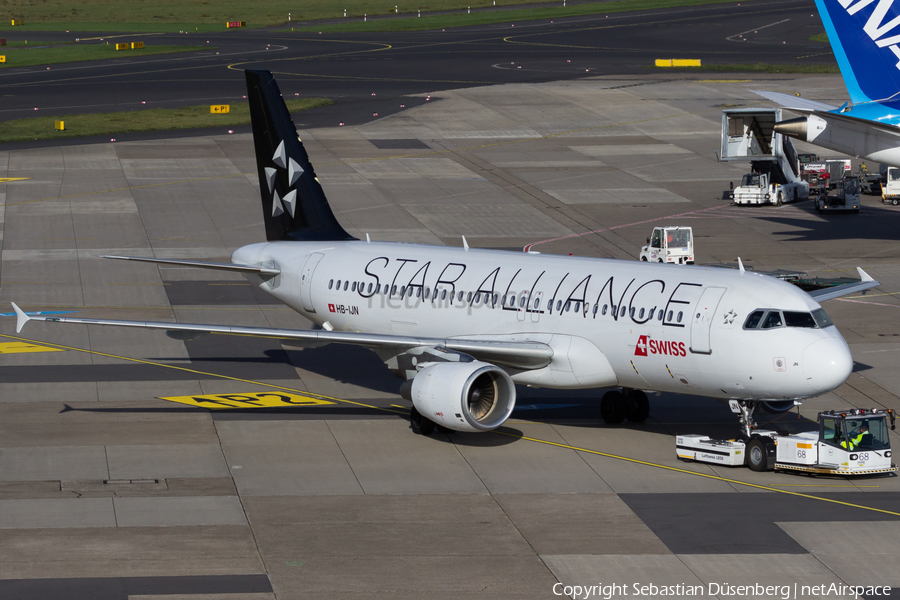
[
  {"xmin": 407, "ymin": 361, "xmax": 516, "ymax": 432},
  {"xmin": 760, "ymin": 400, "xmax": 796, "ymax": 414}
]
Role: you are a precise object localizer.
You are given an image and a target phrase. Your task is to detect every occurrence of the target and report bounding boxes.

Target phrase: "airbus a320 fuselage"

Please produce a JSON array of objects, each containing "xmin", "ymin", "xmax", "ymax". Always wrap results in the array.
[{"xmin": 13, "ymin": 70, "xmax": 878, "ymax": 437}]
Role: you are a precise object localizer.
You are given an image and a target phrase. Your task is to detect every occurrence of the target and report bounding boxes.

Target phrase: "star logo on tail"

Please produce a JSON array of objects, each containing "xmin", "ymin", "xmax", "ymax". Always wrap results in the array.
[{"xmin": 265, "ymin": 140, "xmax": 305, "ymax": 218}]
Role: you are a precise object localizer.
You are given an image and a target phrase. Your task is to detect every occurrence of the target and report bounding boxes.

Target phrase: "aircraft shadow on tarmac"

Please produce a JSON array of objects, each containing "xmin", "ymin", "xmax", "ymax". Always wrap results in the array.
[{"xmin": 754, "ymin": 200, "xmax": 900, "ymax": 243}]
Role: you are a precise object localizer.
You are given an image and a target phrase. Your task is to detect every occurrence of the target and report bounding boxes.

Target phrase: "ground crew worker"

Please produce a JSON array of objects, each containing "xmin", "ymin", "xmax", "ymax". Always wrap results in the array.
[
  {"xmin": 851, "ymin": 422, "xmax": 869, "ymax": 448},
  {"xmin": 840, "ymin": 422, "xmax": 868, "ymax": 450}
]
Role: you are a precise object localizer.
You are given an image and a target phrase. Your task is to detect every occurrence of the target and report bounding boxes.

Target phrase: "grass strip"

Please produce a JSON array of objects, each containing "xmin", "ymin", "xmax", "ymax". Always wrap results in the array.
[
  {"xmin": 0, "ymin": 0, "xmax": 547, "ymax": 31},
  {"xmin": 0, "ymin": 42, "xmax": 210, "ymax": 68},
  {"xmin": 652, "ymin": 63, "xmax": 839, "ymax": 73},
  {"xmin": 809, "ymin": 32, "xmax": 829, "ymax": 42},
  {"xmin": 0, "ymin": 98, "xmax": 332, "ymax": 143},
  {"xmin": 0, "ymin": 0, "xmax": 757, "ymax": 32},
  {"xmin": 294, "ymin": 0, "xmax": 757, "ymax": 32}
]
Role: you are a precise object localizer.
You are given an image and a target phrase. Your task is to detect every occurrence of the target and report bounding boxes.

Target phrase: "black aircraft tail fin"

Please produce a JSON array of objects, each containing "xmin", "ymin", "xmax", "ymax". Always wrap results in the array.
[{"xmin": 245, "ymin": 69, "xmax": 355, "ymax": 242}]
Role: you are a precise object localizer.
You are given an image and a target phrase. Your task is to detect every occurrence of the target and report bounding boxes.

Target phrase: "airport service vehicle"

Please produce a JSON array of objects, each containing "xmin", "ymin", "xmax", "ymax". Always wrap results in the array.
[
  {"xmin": 721, "ymin": 108, "xmax": 809, "ymax": 206},
  {"xmin": 639, "ymin": 226, "xmax": 694, "ymax": 264},
  {"xmin": 857, "ymin": 164, "xmax": 883, "ymax": 195},
  {"xmin": 677, "ymin": 407, "xmax": 896, "ymax": 476},
  {"xmin": 753, "ymin": 0, "xmax": 900, "ymax": 169},
  {"xmin": 815, "ymin": 175, "xmax": 860, "ymax": 213},
  {"xmin": 10, "ymin": 70, "xmax": 882, "ymax": 437},
  {"xmin": 882, "ymin": 166, "xmax": 900, "ymax": 205},
  {"xmin": 802, "ymin": 158, "xmax": 851, "ymax": 192}
]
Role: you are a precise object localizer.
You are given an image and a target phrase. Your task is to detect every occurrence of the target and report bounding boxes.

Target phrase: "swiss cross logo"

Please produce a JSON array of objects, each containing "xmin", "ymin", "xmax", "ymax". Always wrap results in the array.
[
  {"xmin": 634, "ymin": 335, "xmax": 648, "ymax": 357},
  {"xmin": 328, "ymin": 304, "xmax": 336, "ymax": 313}
]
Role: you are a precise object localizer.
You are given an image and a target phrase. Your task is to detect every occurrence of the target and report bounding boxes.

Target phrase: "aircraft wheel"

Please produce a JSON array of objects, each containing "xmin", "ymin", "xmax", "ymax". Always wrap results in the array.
[
  {"xmin": 600, "ymin": 391, "xmax": 626, "ymax": 424},
  {"xmin": 410, "ymin": 407, "xmax": 435, "ymax": 436},
  {"xmin": 624, "ymin": 390, "xmax": 650, "ymax": 423},
  {"xmin": 746, "ymin": 438, "xmax": 768, "ymax": 472}
]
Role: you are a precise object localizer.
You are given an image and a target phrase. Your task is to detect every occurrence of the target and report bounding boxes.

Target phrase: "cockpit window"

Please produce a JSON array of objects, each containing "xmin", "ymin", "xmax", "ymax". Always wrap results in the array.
[
  {"xmin": 743, "ymin": 310, "xmax": 764, "ymax": 329},
  {"xmin": 761, "ymin": 311, "xmax": 783, "ymax": 329},
  {"xmin": 812, "ymin": 308, "xmax": 833, "ymax": 328},
  {"xmin": 784, "ymin": 311, "xmax": 816, "ymax": 328}
]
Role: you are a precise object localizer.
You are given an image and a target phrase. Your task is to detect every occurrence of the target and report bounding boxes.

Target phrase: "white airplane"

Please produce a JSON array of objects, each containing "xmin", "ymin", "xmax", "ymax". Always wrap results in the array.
[
  {"xmin": 755, "ymin": 0, "xmax": 900, "ymax": 167},
  {"xmin": 11, "ymin": 70, "xmax": 881, "ymax": 437}
]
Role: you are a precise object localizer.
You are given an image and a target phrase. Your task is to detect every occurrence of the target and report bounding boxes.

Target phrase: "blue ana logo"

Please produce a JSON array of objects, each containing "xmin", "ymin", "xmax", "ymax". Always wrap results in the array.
[{"xmin": 841, "ymin": 0, "xmax": 900, "ymax": 57}]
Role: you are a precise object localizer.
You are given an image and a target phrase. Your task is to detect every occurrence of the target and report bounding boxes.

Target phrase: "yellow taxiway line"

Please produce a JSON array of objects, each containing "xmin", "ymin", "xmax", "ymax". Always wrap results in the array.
[{"xmin": 1, "ymin": 330, "xmax": 897, "ymax": 517}]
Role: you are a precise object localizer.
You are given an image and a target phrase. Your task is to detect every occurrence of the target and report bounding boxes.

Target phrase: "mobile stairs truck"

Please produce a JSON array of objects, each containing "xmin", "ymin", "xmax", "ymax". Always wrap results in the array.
[
  {"xmin": 722, "ymin": 108, "xmax": 810, "ymax": 206},
  {"xmin": 677, "ymin": 406, "xmax": 896, "ymax": 476}
]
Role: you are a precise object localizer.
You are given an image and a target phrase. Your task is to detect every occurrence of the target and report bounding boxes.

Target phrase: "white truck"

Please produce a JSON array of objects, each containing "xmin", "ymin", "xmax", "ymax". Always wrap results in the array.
[
  {"xmin": 677, "ymin": 407, "xmax": 896, "ymax": 476},
  {"xmin": 882, "ymin": 166, "xmax": 900, "ymax": 205},
  {"xmin": 721, "ymin": 108, "xmax": 809, "ymax": 206},
  {"xmin": 815, "ymin": 174, "xmax": 860, "ymax": 213},
  {"xmin": 639, "ymin": 226, "xmax": 694, "ymax": 264}
]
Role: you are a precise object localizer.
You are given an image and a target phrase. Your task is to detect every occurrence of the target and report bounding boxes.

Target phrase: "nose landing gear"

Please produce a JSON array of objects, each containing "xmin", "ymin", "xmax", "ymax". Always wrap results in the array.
[{"xmin": 600, "ymin": 389, "xmax": 650, "ymax": 424}]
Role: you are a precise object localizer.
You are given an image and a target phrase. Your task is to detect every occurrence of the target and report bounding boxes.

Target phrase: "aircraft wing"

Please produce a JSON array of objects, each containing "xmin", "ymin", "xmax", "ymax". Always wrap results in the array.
[
  {"xmin": 10, "ymin": 303, "xmax": 552, "ymax": 370},
  {"xmin": 808, "ymin": 268, "xmax": 880, "ymax": 302},
  {"xmin": 750, "ymin": 90, "xmax": 838, "ymax": 112},
  {"xmin": 101, "ymin": 255, "xmax": 280, "ymax": 276}
]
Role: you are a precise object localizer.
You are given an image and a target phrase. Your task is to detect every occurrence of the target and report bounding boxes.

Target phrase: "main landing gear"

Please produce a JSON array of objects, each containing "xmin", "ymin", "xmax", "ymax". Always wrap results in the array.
[{"xmin": 600, "ymin": 388, "xmax": 650, "ymax": 424}]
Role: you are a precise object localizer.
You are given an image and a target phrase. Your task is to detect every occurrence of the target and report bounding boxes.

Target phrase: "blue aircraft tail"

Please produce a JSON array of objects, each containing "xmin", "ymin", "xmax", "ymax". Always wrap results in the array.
[{"xmin": 815, "ymin": 0, "xmax": 900, "ymax": 108}]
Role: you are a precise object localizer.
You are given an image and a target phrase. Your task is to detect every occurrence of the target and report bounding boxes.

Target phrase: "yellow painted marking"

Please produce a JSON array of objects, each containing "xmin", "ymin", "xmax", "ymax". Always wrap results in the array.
[
  {"xmin": 0, "ymin": 330, "xmax": 896, "ymax": 518},
  {"xmin": 0, "ymin": 331, "xmax": 406, "ymax": 416},
  {"xmin": 0, "ymin": 177, "xmax": 29, "ymax": 183},
  {"xmin": 160, "ymin": 391, "xmax": 334, "ymax": 410},
  {"xmin": 491, "ymin": 430, "xmax": 900, "ymax": 517},
  {"xmin": 0, "ymin": 341, "xmax": 66, "ymax": 354},
  {"xmin": 770, "ymin": 484, "xmax": 880, "ymax": 488}
]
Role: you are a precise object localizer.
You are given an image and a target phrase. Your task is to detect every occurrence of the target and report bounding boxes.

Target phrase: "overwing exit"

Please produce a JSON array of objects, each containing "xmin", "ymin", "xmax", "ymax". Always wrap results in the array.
[{"xmin": 12, "ymin": 70, "xmax": 880, "ymax": 438}]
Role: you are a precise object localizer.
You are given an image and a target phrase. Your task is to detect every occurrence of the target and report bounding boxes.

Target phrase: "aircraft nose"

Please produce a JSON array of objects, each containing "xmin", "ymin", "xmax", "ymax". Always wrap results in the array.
[{"xmin": 802, "ymin": 337, "xmax": 852, "ymax": 395}]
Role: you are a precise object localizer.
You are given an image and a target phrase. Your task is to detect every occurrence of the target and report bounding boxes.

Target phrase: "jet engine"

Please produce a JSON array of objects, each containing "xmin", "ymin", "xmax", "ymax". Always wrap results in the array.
[
  {"xmin": 403, "ymin": 361, "xmax": 516, "ymax": 432},
  {"xmin": 760, "ymin": 400, "xmax": 796, "ymax": 414}
]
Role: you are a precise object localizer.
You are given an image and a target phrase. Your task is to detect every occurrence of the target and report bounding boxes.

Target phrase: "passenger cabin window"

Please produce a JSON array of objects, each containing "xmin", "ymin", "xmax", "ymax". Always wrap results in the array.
[
  {"xmin": 328, "ymin": 279, "xmax": 334, "ymax": 289},
  {"xmin": 343, "ymin": 281, "xmax": 349, "ymax": 291}
]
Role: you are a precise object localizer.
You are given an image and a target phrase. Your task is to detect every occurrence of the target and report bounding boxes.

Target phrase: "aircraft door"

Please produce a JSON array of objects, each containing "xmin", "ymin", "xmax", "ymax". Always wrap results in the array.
[
  {"xmin": 689, "ymin": 286, "xmax": 726, "ymax": 354},
  {"xmin": 299, "ymin": 252, "xmax": 325, "ymax": 313},
  {"xmin": 531, "ymin": 291, "xmax": 543, "ymax": 323}
]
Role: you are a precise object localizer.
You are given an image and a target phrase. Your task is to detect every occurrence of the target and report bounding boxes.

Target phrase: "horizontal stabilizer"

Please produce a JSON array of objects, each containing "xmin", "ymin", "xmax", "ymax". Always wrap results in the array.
[
  {"xmin": 750, "ymin": 90, "xmax": 837, "ymax": 112},
  {"xmin": 808, "ymin": 268, "xmax": 880, "ymax": 302},
  {"xmin": 101, "ymin": 255, "xmax": 280, "ymax": 276}
]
